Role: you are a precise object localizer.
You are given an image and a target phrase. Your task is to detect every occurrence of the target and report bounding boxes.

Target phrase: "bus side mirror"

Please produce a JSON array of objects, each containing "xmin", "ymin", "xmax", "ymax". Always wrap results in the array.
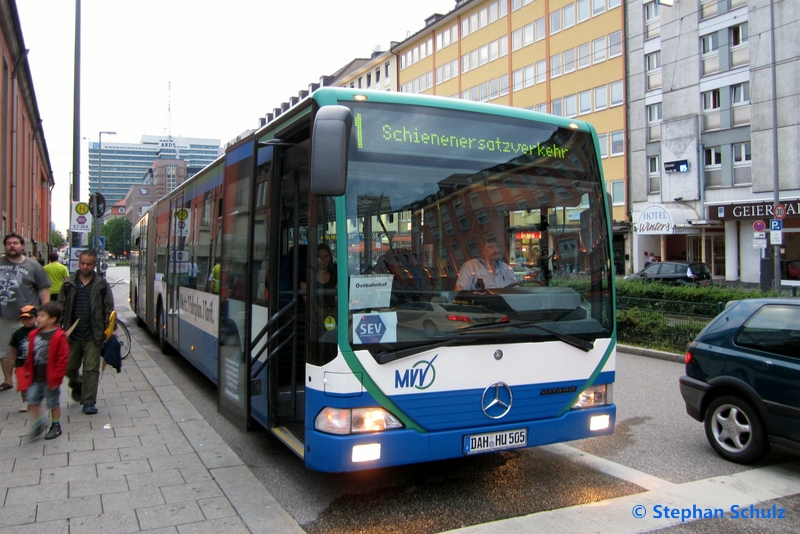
[{"xmin": 310, "ymin": 106, "xmax": 353, "ymax": 196}]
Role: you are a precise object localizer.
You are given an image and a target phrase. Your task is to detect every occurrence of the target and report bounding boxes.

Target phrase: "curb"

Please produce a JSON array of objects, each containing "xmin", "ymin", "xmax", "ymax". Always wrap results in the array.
[{"xmin": 618, "ymin": 344, "xmax": 684, "ymax": 364}]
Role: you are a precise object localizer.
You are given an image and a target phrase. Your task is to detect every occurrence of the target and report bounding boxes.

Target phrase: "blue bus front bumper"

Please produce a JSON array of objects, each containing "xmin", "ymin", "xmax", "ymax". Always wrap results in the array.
[{"xmin": 304, "ymin": 404, "xmax": 616, "ymax": 472}]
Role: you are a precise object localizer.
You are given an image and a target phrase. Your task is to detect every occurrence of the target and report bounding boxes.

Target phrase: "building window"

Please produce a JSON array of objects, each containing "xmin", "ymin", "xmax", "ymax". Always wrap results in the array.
[
  {"xmin": 489, "ymin": 41, "xmax": 499, "ymax": 61},
  {"xmin": 524, "ymin": 65, "xmax": 535, "ymax": 87},
  {"xmin": 512, "ymin": 29, "xmax": 522, "ymax": 51},
  {"xmin": 513, "ymin": 69, "xmax": 523, "ymax": 91},
  {"xmin": 648, "ymin": 155, "xmax": 661, "ymax": 194},
  {"xmin": 479, "ymin": 7, "xmax": 488, "ymax": 28},
  {"xmin": 550, "ymin": 54, "xmax": 562, "ymax": 78},
  {"xmin": 490, "ymin": 78, "xmax": 499, "ymax": 99},
  {"xmin": 608, "ymin": 31, "xmax": 622, "ymax": 57},
  {"xmin": 470, "ymin": 13, "xmax": 479, "ymax": 34},
  {"xmin": 499, "ymin": 36, "xmax": 509, "ymax": 57},
  {"xmin": 610, "ymin": 80, "xmax": 623, "ymax": 106},
  {"xmin": 366, "ymin": 73, "xmax": 371, "ymax": 88},
  {"xmin": 563, "ymin": 4, "xmax": 575, "ymax": 28},
  {"xmin": 385, "ymin": 62, "xmax": 391, "ymax": 78},
  {"xmin": 470, "ymin": 50, "xmax": 479, "ymax": 70},
  {"xmin": 702, "ymin": 89, "xmax": 721, "ymax": 111},
  {"xmin": 536, "ymin": 60, "xmax": 547, "ymax": 84},
  {"xmin": 564, "ymin": 49, "xmax": 576, "ymax": 73},
  {"xmin": 592, "ymin": 0, "xmax": 605, "ymax": 16},
  {"xmin": 731, "ymin": 23, "xmax": 748, "ymax": 46},
  {"xmin": 523, "ymin": 23, "xmax": 534, "ymax": 46},
  {"xmin": 489, "ymin": 2, "xmax": 498, "ymax": 23},
  {"xmin": 480, "ymin": 45, "xmax": 489, "ymax": 66},
  {"xmin": 579, "ymin": 90, "xmax": 592, "ymax": 114},
  {"xmin": 535, "ymin": 17, "xmax": 546, "ymax": 41},
  {"xmin": 732, "ymin": 82, "xmax": 750, "ymax": 104},
  {"xmin": 551, "ymin": 98, "xmax": 563, "ymax": 116},
  {"xmin": 644, "ymin": 1, "xmax": 660, "ymax": 23},
  {"xmin": 644, "ymin": 1, "xmax": 661, "ymax": 39},
  {"xmin": 597, "ymin": 133, "xmax": 608, "ymax": 158},
  {"xmin": 704, "ymin": 146, "xmax": 722, "ymax": 187},
  {"xmin": 645, "ymin": 51, "xmax": 662, "ymax": 91},
  {"xmin": 610, "ymin": 130, "xmax": 624, "ymax": 155},
  {"xmin": 647, "ymin": 103, "xmax": 662, "ymax": 123},
  {"xmin": 594, "ymin": 85, "xmax": 607, "ymax": 110},
  {"xmin": 705, "ymin": 147, "xmax": 722, "ymax": 165},
  {"xmin": 550, "ymin": 11, "xmax": 561, "ymax": 34},
  {"xmin": 701, "ymin": 33, "xmax": 718, "ymax": 54},
  {"xmin": 500, "ymin": 74, "xmax": 509, "ymax": 95},
  {"xmin": 577, "ymin": 0, "xmax": 590, "ymax": 23},
  {"xmin": 564, "ymin": 94, "xmax": 577, "ymax": 117},
  {"xmin": 733, "ymin": 142, "xmax": 752, "ymax": 185},
  {"xmin": 593, "ymin": 36, "xmax": 606, "ymax": 63},
  {"xmin": 608, "ymin": 0, "xmax": 621, "ymax": 8},
  {"xmin": 535, "ymin": 103, "xmax": 547, "ymax": 113},
  {"xmin": 611, "ymin": 181, "xmax": 624, "ymax": 205},
  {"xmin": 578, "ymin": 43, "xmax": 591, "ymax": 69}
]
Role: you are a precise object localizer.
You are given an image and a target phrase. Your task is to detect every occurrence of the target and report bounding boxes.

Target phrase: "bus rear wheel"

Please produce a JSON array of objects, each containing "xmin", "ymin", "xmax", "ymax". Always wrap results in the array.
[{"xmin": 156, "ymin": 305, "xmax": 170, "ymax": 355}]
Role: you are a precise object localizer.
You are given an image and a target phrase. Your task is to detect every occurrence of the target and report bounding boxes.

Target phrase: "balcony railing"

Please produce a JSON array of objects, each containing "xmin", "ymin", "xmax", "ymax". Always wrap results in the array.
[
  {"xmin": 702, "ymin": 54, "xmax": 719, "ymax": 76},
  {"xmin": 705, "ymin": 169, "xmax": 722, "ymax": 187},
  {"xmin": 732, "ymin": 105, "xmax": 751, "ymax": 126},
  {"xmin": 647, "ymin": 71, "xmax": 662, "ymax": 91},
  {"xmin": 703, "ymin": 111, "xmax": 721, "ymax": 131},
  {"xmin": 733, "ymin": 166, "xmax": 752, "ymax": 185},
  {"xmin": 731, "ymin": 45, "xmax": 749, "ymax": 68}
]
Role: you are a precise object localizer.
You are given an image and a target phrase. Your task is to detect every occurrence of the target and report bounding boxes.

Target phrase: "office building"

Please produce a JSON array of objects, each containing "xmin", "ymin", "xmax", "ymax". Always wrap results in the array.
[{"xmin": 88, "ymin": 135, "xmax": 220, "ymax": 206}]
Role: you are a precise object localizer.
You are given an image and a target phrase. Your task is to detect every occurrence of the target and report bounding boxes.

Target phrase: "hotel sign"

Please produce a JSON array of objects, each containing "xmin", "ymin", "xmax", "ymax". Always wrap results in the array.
[{"xmin": 712, "ymin": 201, "xmax": 800, "ymax": 220}]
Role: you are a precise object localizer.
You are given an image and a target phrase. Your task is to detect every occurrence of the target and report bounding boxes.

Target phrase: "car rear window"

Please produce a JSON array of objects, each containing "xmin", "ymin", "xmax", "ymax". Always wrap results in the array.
[
  {"xmin": 690, "ymin": 263, "xmax": 710, "ymax": 275},
  {"xmin": 735, "ymin": 304, "xmax": 800, "ymax": 358}
]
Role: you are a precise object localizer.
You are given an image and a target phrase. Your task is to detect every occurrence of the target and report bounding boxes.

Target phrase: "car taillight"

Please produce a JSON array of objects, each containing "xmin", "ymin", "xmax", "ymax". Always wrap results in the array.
[
  {"xmin": 446, "ymin": 315, "xmax": 471, "ymax": 322},
  {"xmin": 501, "ymin": 316, "xmax": 510, "ymax": 323},
  {"xmin": 685, "ymin": 340, "xmax": 697, "ymax": 364}
]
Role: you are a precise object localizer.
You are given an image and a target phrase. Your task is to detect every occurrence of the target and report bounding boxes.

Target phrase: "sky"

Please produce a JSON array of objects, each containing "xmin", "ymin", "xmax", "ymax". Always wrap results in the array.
[{"xmin": 16, "ymin": 0, "xmax": 457, "ymax": 233}]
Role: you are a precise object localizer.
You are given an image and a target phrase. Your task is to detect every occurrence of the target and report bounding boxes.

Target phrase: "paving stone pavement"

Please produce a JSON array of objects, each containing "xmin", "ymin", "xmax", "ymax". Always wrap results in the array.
[{"xmin": 0, "ymin": 317, "xmax": 304, "ymax": 533}]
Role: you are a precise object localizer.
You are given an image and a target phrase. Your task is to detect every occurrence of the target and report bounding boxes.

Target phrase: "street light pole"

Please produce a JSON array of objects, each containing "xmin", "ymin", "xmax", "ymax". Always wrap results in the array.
[{"xmin": 94, "ymin": 131, "xmax": 116, "ymax": 274}]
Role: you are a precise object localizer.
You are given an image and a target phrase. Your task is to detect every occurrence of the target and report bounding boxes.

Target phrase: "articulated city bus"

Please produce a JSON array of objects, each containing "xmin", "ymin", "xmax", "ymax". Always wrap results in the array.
[{"xmin": 129, "ymin": 87, "xmax": 616, "ymax": 472}]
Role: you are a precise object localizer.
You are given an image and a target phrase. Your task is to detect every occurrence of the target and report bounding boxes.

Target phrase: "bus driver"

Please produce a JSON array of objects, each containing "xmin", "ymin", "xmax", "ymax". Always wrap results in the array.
[{"xmin": 454, "ymin": 241, "xmax": 516, "ymax": 291}]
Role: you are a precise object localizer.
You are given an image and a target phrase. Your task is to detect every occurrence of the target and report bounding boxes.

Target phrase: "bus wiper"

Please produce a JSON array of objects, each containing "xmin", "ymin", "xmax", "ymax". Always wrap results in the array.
[
  {"xmin": 375, "ymin": 337, "xmax": 460, "ymax": 364},
  {"xmin": 456, "ymin": 320, "xmax": 594, "ymax": 352}
]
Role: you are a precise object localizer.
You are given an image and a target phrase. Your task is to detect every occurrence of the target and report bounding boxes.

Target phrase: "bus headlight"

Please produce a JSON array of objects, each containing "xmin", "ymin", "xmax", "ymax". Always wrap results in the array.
[
  {"xmin": 572, "ymin": 384, "xmax": 610, "ymax": 409},
  {"xmin": 315, "ymin": 407, "xmax": 404, "ymax": 435}
]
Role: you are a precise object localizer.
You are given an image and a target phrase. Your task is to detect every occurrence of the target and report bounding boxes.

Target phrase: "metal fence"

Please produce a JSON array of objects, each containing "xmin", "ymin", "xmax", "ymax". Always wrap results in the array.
[{"xmin": 616, "ymin": 297, "xmax": 725, "ymax": 353}]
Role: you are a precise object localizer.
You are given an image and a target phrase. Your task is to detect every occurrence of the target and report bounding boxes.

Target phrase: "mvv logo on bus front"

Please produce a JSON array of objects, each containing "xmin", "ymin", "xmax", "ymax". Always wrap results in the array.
[{"xmin": 394, "ymin": 355, "xmax": 438, "ymax": 390}]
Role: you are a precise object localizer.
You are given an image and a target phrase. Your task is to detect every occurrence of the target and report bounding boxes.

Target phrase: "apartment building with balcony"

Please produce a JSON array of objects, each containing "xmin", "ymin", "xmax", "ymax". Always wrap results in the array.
[
  {"xmin": 387, "ymin": 0, "xmax": 630, "ymax": 274},
  {"xmin": 628, "ymin": 0, "xmax": 799, "ymax": 284}
]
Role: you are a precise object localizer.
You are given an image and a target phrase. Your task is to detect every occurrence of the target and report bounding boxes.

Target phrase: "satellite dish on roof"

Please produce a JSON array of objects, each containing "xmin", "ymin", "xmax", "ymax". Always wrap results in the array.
[{"xmin": 373, "ymin": 45, "xmax": 382, "ymax": 52}]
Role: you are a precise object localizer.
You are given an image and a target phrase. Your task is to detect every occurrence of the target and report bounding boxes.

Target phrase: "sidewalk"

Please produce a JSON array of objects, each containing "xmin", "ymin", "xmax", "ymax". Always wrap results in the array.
[{"xmin": 0, "ymin": 314, "xmax": 304, "ymax": 533}]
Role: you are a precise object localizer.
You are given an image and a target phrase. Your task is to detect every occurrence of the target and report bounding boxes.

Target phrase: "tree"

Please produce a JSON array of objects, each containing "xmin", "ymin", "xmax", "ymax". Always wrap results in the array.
[
  {"xmin": 102, "ymin": 217, "xmax": 133, "ymax": 258},
  {"xmin": 51, "ymin": 230, "xmax": 66, "ymax": 248}
]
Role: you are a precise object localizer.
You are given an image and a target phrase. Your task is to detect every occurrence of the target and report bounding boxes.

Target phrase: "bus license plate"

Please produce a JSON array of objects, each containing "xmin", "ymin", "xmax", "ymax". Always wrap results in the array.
[{"xmin": 463, "ymin": 428, "xmax": 527, "ymax": 454}]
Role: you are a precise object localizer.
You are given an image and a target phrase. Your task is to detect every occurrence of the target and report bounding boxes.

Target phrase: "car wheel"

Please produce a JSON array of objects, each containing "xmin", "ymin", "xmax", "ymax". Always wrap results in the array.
[
  {"xmin": 423, "ymin": 320, "xmax": 440, "ymax": 338},
  {"xmin": 704, "ymin": 395, "xmax": 769, "ymax": 464}
]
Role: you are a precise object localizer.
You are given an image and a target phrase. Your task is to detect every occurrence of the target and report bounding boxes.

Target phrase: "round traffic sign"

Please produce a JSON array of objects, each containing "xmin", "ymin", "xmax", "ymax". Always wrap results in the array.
[
  {"xmin": 774, "ymin": 204, "xmax": 786, "ymax": 220},
  {"xmin": 753, "ymin": 220, "xmax": 766, "ymax": 232}
]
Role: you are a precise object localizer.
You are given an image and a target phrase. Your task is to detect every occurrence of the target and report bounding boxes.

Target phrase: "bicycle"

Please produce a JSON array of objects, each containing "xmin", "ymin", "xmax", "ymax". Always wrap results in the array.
[{"xmin": 115, "ymin": 318, "xmax": 131, "ymax": 360}]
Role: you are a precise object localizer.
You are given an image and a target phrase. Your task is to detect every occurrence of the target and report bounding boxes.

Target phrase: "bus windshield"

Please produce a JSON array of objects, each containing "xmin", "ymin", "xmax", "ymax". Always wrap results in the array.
[{"xmin": 339, "ymin": 101, "xmax": 613, "ymax": 359}]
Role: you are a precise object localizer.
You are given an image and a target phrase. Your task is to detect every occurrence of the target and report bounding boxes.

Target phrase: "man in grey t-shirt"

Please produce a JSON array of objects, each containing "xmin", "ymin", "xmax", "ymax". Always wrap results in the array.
[{"xmin": 0, "ymin": 232, "xmax": 51, "ymax": 390}]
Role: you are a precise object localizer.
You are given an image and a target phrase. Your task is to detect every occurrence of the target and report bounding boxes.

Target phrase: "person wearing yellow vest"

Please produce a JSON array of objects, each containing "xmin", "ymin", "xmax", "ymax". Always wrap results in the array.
[{"xmin": 44, "ymin": 252, "xmax": 69, "ymax": 302}]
